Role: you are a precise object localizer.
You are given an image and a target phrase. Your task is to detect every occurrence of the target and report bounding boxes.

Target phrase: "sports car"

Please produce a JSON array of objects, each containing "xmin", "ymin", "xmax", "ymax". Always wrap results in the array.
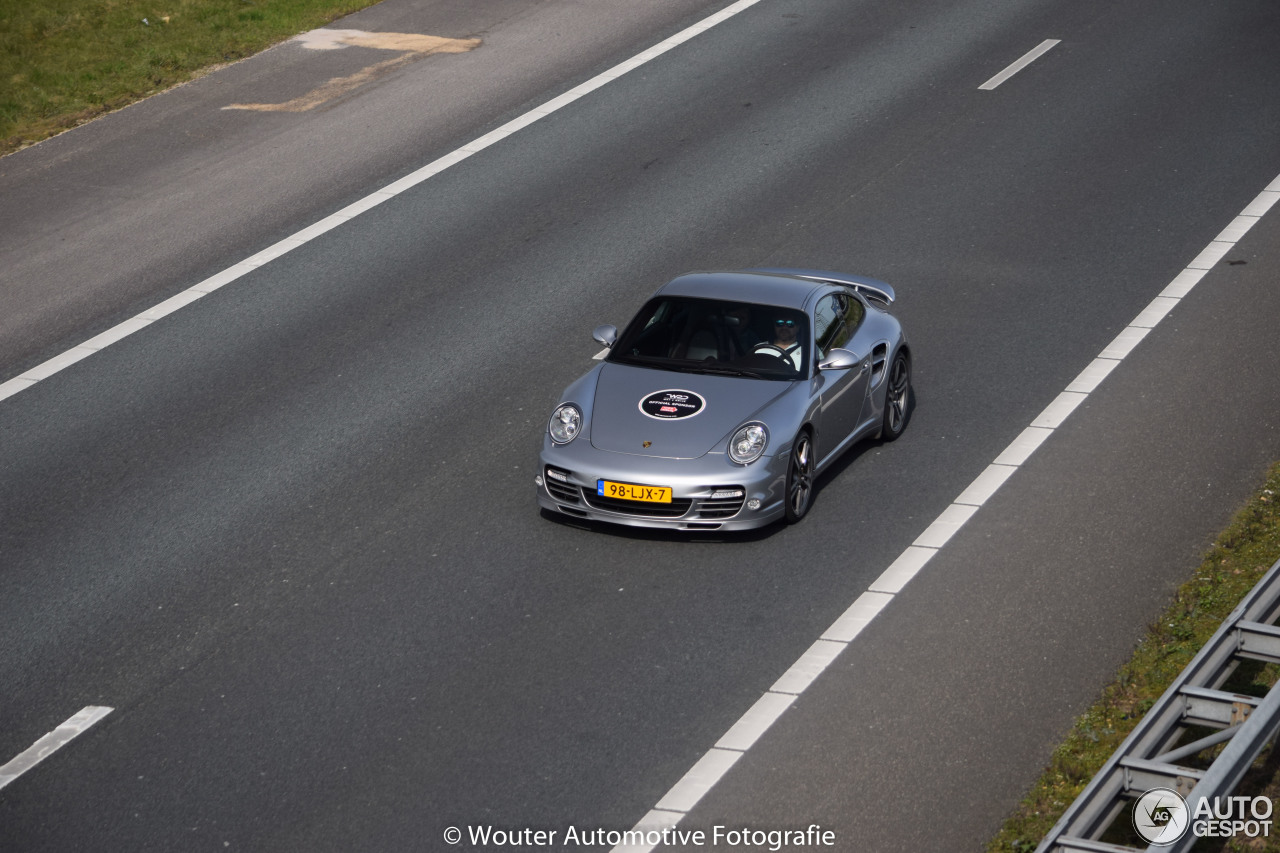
[{"xmin": 536, "ymin": 268, "xmax": 911, "ymax": 530}]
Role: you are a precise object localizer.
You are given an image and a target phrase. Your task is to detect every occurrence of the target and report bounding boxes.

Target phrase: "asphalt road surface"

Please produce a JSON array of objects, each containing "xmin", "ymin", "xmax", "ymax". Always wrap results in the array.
[{"xmin": 1, "ymin": 0, "xmax": 1279, "ymax": 851}]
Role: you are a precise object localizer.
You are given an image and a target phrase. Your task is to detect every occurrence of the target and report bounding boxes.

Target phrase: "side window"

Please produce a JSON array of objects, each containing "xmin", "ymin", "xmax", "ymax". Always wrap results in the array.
[
  {"xmin": 642, "ymin": 301, "xmax": 669, "ymax": 330},
  {"xmin": 813, "ymin": 295, "xmax": 838, "ymax": 359},
  {"xmin": 621, "ymin": 299, "xmax": 679, "ymax": 357},
  {"xmin": 841, "ymin": 291, "xmax": 866, "ymax": 338},
  {"xmin": 814, "ymin": 294, "xmax": 844, "ymax": 356},
  {"xmin": 813, "ymin": 294, "xmax": 857, "ymax": 359}
]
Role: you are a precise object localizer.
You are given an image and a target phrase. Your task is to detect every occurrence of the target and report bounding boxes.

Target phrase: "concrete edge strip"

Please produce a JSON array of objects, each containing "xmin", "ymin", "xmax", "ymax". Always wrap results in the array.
[
  {"xmin": 0, "ymin": 0, "xmax": 769, "ymax": 407},
  {"xmin": 0, "ymin": 707, "xmax": 113, "ymax": 792},
  {"xmin": 610, "ymin": 174, "xmax": 1280, "ymax": 852}
]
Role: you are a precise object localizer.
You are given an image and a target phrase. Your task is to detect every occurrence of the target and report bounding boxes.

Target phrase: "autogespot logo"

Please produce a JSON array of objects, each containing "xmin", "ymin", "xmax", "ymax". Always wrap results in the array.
[{"xmin": 1133, "ymin": 788, "xmax": 1190, "ymax": 845}]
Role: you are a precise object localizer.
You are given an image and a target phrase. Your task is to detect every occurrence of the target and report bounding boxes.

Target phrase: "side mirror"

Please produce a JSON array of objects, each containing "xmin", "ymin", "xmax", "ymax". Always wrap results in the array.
[
  {"xmin": 592, "ymin": 324, "xmax": 618, "ymax": 348},
  {"xmin": 817, "ymin": 348, "xmax": 863, "ymax": 371}
]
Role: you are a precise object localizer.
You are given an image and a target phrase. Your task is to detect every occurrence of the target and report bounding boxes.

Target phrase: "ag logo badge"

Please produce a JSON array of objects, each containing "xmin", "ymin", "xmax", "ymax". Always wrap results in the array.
[{"xmin": 1132, "ymin": 787, "xmax": 1189, "ymax": 845}]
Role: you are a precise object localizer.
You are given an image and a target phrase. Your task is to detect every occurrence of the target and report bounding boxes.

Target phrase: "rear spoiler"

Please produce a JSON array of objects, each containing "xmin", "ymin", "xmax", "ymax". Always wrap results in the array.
[{"xmin": 748, "ymin": 267, "xmax": 896, "ymax": 305}]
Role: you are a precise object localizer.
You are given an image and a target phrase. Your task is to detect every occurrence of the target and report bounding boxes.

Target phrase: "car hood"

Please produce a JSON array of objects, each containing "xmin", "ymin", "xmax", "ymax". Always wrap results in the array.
[{"xmin": 589, "ymin": 362, "xmax": 791, "ymax": 459}]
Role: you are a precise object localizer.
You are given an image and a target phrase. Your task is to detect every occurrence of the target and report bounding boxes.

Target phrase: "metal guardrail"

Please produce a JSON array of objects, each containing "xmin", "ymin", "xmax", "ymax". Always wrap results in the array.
[{"xmin": 1036, "ymin": 557, "xmax": 1280, "ymax": 853}]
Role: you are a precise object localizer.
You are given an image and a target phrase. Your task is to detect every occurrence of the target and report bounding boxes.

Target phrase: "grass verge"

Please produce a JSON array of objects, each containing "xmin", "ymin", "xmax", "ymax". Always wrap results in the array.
[
  {"xmin": 0, "ymin": 0, "xmax": 379, "ymax": 155},
  {"xmin": 988, "ymin": 460, "xmax": 1280, "ymax": 852}
]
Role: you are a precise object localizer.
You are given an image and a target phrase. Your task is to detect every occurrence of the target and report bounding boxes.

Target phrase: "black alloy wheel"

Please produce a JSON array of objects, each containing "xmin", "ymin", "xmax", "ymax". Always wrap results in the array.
[
  {"xmin": 880, "ymin": 351, "xmax": 911, "ymax": 441},
  {"xmin": 785, "ymin": 430, "xmax": 814, "ymax": 523}
]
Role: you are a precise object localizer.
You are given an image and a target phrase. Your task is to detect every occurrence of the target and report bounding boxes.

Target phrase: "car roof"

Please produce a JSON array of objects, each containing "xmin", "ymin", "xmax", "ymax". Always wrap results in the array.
[{"xmin": 655, "ymin": 271, "xmax": 825, "ymax": 310}]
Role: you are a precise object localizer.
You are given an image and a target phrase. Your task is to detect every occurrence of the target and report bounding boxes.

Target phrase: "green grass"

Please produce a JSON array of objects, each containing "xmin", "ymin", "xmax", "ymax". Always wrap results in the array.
[
  {"xmin": 989, "ymin": 461, "xmax": 1280, "ymax": 853},
  {"xmin": 0, "ymin": 0, "xmax": 378, "ymax": 154}
]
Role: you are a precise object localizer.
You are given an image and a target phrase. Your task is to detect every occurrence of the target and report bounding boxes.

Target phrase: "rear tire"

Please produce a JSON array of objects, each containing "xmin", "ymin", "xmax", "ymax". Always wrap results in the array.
[
  {"xmin": 880, "ymin": 351, "xmax": 911, "ymax": 441},
  {"xmin": 784, "ymin": 430, "xmax": 814, "ymax": 523}
]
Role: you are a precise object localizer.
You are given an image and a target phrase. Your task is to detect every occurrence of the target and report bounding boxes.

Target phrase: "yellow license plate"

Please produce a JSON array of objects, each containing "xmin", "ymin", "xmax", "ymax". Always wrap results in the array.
[{"xmin": 597, "ymin": 480, "xmax": 673, "ymax": 503}]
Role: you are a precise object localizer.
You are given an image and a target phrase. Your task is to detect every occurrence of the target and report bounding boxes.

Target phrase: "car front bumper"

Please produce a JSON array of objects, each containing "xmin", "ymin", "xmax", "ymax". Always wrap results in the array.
[{"xmin": 536, "ymin": 437, "xmax": 790, "ymax": 531}]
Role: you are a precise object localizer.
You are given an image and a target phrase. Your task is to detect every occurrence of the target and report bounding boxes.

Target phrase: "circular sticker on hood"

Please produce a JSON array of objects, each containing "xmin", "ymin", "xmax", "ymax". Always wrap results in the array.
[{"xmin": 639, "ymin": 389, "xmax": 706, "ymax": 420}]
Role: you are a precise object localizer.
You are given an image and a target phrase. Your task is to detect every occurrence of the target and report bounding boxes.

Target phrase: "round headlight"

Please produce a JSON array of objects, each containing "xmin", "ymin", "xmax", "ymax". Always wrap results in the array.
[
  {"xmin": 728, "ymin": 422, "xmax": 768, "ymax": 464},
  {"xmin": 548, "ymin": 404, "xmax": 582, "ymax": 444}
]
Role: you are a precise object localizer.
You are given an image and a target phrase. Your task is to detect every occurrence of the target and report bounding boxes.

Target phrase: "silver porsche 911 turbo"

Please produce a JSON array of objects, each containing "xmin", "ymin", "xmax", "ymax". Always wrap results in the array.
[{"xmin": 536, "ymin": 268, "xmax": 911, "ymax": 530}]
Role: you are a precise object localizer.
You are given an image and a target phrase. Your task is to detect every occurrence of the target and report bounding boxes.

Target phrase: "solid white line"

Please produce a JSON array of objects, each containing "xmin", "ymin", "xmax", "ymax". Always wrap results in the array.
[
  {"xmin": 955, "ymin": 463, "xmax": 1018, "ymax": 508},
  {"xmin": 715, "ymin": 692, "xmax": 797, "ymax": 751},
  {"xmin": 615, "ymin": 169, "xmax": 1280, "ymax": 852},
  {"xmin": 0, "ymin": 0, "xmax": 771, "ymax": 406},
  {"xmin": 1031, "ymin": 391, "xmax": 1087, "ymax": 430},
  {"xmin": 978, "ymin": 39, "xmax": 1061, "ymax": 90},
  {"xmin": 1099, "ymin": 326, "xmax": 1151, "ymax": 360},
  {"xmin": 144, "ymin": 290, "xmax": 209, "ymax": 321},
  {"xmin": 613, "ymin": 810, "xmax": 684, "ymax": 853},
  {"xmin": 1065, "ymin": 358, "xmax": 1121, "ymax": 395},
  {"xmin": 821, "ymin": 590, "xmax": 893, "ymax": 642},
  {"xmin": 0, "ymin": 706, "xmax": 113, "ymax": 792},
  {"xmin": 1216, "ymin": 215, "xmax": 1259, "ymax": 243},
  {"xmin": 769, "ymin": 639, "xmax": 847, "ymax": 695},
  {"xmin": 654, "ymin": 748, "xmax": 743, "ymax": 813},
  {"xmin": 0, "ymin": 376, "xmax": 36, "ymax": 403},
  {"xmin": 24, "ymin": 346, "xmax": 96, "ymax": 381},
  {"xmin": 1243, "ymin": 191, "xmax": 1279, "ymax": 218},
  {"xmin": 291, "ymin": 214, "xmax": 350, "ymax": 244},
  {"xmin": 912, "ymin": 502, "xmax": 979, "ymax": 549},
  {"xmin": 1161, "ymin": 268, "xmax": 1209, "ymax": 299},
  {"xmin": 1132, "ymin": 296, "xmax": 1180, "ymax": 329},
  {"xmin": 1188, "ymin": 240, "xmax": 1234, "ymax": 270},
  {"xmin": 83, "ymin": 317, "xmax": 153, "ymax": 350},
  {"xmin": 993, "ymin": 426, "xmax": 1055, "ymax": 467},
  {"xmin": 868, "ymin": 545, "xmax": 936, "ymax": 595}
]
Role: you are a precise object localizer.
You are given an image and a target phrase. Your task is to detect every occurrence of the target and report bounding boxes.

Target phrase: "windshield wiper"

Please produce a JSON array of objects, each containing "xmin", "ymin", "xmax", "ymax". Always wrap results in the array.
[
  {"xmin": 610, "ymin": 355, "xmax": 779, "ymax": 380},
  {"xmin": 683, "ymin": 363, "xmax": 773, "ymax": 379}
]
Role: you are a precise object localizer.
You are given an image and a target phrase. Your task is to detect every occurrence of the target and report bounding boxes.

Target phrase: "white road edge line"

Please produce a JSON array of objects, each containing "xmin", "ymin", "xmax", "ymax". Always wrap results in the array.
[
  {"xmin": 979, "ymin": 38, "xmax": 1061, "ymax": 91},
  {"xmin": 0, "ymin": 706, "xmax": 113, "ymax": 791},
  {"xmin": 0, "ymin": 0, "xmax": 771, "ymax": 406},
  {"xmin": 611, "ymin": 174, "xmax": 1280, "ymax": 853}
]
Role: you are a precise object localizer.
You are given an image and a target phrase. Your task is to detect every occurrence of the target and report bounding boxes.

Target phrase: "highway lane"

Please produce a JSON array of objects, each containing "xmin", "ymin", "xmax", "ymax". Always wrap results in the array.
[
  {"xmin": 0, "ymin": 0, "xmax": 729, "ymax": 378},
  {"xmin": 2, "ymin": 0, "xmax": 1279, "ymax": 850},
  {"xmin": 682, "ymin": 209, "xmax": 1280, "ymax": 850}
]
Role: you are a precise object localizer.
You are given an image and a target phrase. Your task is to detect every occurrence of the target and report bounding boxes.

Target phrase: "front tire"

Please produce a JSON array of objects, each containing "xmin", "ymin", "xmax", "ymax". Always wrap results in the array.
[
  {"xmin": 784, "ymin": 430, "xmax": 814, "ymax": 523},
  {"xmin": 880, "ymin": 351, "xmax": 911, "ymax": 441}
]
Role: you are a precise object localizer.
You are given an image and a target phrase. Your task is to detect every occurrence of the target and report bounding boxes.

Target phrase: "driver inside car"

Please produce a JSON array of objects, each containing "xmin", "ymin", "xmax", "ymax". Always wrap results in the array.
[{"xmin": 753, "ymin": 316, "xmax": 803, "ymax": 370}]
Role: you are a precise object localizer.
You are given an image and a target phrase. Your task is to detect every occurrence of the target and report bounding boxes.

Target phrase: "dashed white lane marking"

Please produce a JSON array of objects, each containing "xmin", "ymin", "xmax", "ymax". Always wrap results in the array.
[
  {"xmin": 0, "ymin": 0, "xmax": 772, "ymax": 405},
  {"xmin": 0, "ymin": 707, "xmax": 113, "ymax": 792},
  {"xmin": 612, "ymin": 174, "xmax": 1280, "ymax": 853},
  {"xmin": 979, "ymin": 38, "xmax": 1061, "ymax": 90}
]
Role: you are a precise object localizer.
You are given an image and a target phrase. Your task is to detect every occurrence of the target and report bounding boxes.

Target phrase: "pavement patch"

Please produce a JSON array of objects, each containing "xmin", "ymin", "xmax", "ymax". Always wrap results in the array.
[{"xmin": 224, "ymin": 30, "xmax": 480, "ymax": 113}]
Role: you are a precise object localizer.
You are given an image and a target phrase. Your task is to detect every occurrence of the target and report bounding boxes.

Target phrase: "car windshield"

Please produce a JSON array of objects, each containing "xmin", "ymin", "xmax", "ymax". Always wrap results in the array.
[{"xmin": 607, "ymin": 296, "xmax": 808, "ymax": 380}]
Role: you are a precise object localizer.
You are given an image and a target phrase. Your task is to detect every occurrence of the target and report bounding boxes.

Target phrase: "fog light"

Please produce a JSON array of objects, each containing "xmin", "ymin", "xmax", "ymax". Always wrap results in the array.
[
  {"xmin": 747, "ymin": 499, "xmax": 761, "ymax": 510},
  {"xmin": 535, "ymin": 475, "xmax": 544, "ymax": 487},
  {"xmin": 710, "ymin": 489, "xmax": 745, "ymax": 499}
]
